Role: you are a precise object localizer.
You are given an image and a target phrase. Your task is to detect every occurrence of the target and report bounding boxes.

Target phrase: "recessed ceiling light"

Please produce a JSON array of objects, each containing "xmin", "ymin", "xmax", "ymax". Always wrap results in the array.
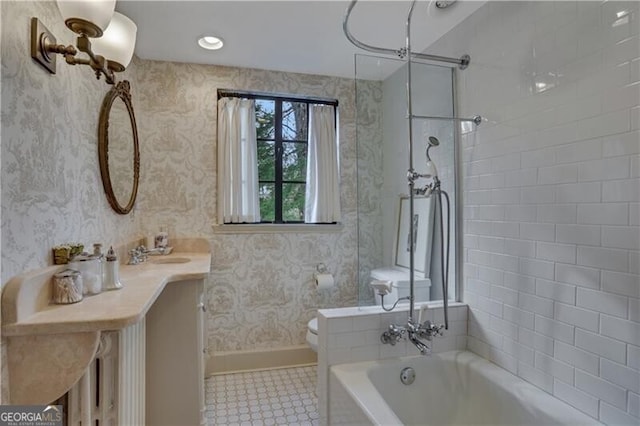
[{"xmin": 198, "ymin": 35, "xmax": 224, "ymax": 50}]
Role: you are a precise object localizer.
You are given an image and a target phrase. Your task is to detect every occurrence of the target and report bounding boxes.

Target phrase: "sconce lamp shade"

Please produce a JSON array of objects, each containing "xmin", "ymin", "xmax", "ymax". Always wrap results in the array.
[
  {"xmin": 56, "ymin": 0, "xmax": 117, "ymax": 38},
  {"xmin": 91, "ymin": 12, "xmax": 137, "ymax": 71}
]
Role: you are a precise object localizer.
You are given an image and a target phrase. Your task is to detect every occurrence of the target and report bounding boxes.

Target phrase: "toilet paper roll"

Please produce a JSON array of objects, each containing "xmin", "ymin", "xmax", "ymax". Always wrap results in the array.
[{"xmin": 314, "ymin": 273, "xmax": 335, "ymax": 290}]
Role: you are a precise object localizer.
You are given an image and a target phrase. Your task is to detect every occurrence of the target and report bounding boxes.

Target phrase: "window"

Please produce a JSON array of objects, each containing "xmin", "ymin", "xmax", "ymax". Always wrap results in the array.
[
  {"xmin": 256, "ymin": 98, "xmax": 307, "ymax": 222},
  {"xmin": 218, "ymin": 91, "xmax": 339, "ymax": 224}
]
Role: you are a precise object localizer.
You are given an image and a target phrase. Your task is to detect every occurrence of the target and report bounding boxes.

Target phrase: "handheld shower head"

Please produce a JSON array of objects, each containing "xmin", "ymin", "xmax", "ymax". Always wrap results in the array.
[
  {"xmin": 426, "ymin": 136, "xmax": 440, "ymax": 161},
  {"xmin": 425, "ymin": 136, "xmax": 440, "ymax": 179}
]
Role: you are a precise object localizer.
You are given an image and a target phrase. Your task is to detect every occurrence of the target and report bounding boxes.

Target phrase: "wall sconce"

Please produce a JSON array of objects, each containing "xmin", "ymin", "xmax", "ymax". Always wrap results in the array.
[{"xmin": 31, "ymin": 0, "xmax": 137, "ymax": 85}]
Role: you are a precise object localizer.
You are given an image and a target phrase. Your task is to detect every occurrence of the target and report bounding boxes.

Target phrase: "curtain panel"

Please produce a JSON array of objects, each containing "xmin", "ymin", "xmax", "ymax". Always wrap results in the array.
[
  {"xmin": 217, "ymin": 98, "xmax": 260, "ymax": 223},
  {"xmin": 305, "ymin": 104, "xmax": 341, "ymax": 223}
]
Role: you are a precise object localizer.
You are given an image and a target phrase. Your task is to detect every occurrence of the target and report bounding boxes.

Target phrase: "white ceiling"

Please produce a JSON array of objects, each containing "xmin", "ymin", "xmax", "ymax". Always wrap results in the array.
[{"xmin": 116, "ymin": 0, "xmax": 484, "ymax": 80}]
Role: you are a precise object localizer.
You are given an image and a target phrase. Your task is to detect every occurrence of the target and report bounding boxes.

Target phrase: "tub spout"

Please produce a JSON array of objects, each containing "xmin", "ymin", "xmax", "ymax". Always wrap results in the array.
[{"xmin": 408, "ymin": 332, "xmax": 431, "ymax": 355}]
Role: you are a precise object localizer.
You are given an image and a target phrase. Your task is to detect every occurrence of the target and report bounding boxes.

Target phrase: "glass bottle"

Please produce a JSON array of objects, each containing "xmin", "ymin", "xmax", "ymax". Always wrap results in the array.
[{"xmin": 103, "ymin": 246, "xmax": 123, "ymax": 290}]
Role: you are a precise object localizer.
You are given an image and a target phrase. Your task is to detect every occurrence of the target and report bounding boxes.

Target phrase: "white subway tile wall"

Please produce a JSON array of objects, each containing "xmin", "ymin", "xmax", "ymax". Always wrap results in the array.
[
  {"xmin": 316, "ymin": 304, "xmax": 468, "ymax": 424},
  {"xmin": 434, "ymin": 1, "xmax": 639, "ymax": 423}
]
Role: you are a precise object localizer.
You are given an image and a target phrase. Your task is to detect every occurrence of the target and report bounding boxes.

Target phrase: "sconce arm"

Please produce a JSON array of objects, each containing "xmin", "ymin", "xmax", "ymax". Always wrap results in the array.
[
  {"xmin": 31, "ymin": 18, "xmax": 116, "ymax": 85},
  {"xmin": 76, "ymin": 36, "xmax": 115, "ymax": 84},
  {"xmin": 47, "ymin": 43, "xmax": 77, "ymax": 57},
  {"xmin": 66, "ymin": 56, "xmax": 90, "ymax": 66}
]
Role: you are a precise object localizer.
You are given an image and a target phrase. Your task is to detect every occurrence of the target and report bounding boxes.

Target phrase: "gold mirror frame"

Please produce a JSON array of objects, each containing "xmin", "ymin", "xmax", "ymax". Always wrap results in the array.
[{"xmin": 98, "ymin": 80, "xmax": 140, "ymax": 215}]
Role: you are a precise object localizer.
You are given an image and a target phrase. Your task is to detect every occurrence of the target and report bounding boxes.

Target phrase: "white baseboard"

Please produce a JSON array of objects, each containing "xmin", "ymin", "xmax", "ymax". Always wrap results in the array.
[{"xmin": 206, "ymin": 345, "xmax": 317, "ymax": 376}]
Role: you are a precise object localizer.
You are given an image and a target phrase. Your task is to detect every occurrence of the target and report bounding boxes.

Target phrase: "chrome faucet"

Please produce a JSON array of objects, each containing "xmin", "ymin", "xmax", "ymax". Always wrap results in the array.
[
  {"xmin": 380, "ymin": 324, "xmax": 405, "ymax": 346},
  {"xmin": 413, "ymin": 319, "xmax": 444, "ymax": 341},
  {"xmin": 407, "ymin": 332, "xmax": 430, "ymax": 355},
  {"xmin": 380, "ymin": 318, "xmax": 444, "ymax": 355},
  {"xmin": 128, "ymin": 246, "xmax": 152, "ymax": 264},
  {"xmin": 128, "ymin": 245, "xmax": 173, "ymax": 265},
  {"xmin": 127, "ymin": 248, "xmax": 144, "ymax": 265},
  {"xmin": 139, "ymin": 246, "xmax": 161, "ymax": 255}
]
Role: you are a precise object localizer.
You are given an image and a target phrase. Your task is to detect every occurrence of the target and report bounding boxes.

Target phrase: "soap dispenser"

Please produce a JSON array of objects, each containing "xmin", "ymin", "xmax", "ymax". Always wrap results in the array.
[{"xmin": 103, "ymin": 246, "xmax": 123, "ymax": 291}]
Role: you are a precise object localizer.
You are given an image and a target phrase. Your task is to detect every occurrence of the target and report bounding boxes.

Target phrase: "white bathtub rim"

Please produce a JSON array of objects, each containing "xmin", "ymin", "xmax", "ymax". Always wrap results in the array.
[{"xmin": 330, "ymin": 350, "xmax": 603, "ymax": 426}]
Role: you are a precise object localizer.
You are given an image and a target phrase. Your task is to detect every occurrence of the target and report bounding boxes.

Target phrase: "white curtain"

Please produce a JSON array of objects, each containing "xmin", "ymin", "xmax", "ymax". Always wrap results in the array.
[
  {"xmin": 305, "ymin": 104, "xmax": 341, "ymax": 223},
  {"xmin": 217, "ymin": 97, "xmax": 260, "ymax": 223}
]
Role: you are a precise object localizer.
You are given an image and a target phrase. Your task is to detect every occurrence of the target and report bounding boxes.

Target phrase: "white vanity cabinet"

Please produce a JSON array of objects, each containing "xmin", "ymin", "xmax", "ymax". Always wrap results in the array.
[{"xmin": 146, "ymin": 279, "xmax": 206, "ymax": 425}]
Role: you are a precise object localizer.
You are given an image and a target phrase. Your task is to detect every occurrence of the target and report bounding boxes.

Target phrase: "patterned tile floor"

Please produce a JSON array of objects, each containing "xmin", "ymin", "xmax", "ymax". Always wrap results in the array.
[{"xmin": 205, "ymin": 366, "xmax": 319, "ymax": 426}]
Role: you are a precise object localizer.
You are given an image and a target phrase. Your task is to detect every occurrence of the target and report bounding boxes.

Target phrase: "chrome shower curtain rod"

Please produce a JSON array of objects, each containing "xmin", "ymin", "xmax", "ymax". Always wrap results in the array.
[
  {"xmin": 343, "ymin": 0, "xmax": 482, "ymax": 128},
  {"xmin": 411, "ymin": 114, "xmax": 483, "ymax": 125},
  {"xmin": 343, "ymin": 0, "xmax": 470, "ymax": 69}
]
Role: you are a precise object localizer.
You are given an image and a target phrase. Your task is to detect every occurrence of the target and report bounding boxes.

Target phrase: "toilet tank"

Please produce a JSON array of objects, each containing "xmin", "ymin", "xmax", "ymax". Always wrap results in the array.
[{"xmin": 370, "ymin": 267, "xmax": 431, "ymax": 304}]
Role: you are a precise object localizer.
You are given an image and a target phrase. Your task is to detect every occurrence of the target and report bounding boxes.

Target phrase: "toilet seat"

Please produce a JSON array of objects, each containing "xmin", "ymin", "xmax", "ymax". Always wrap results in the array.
[
  {"xmin": 308, "ymin": 317, "xmax": 318, "ymax": 335},
  {"xmin": 306, "ymin": 317, "xmax": 318, "ymax": 352}
]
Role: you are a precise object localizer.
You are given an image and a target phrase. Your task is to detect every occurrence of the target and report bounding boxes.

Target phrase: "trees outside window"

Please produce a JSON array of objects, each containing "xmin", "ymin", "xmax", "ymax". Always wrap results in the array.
[{"xmin": 256, "ymin": 99, "xmax": 308, "ymax": 222}]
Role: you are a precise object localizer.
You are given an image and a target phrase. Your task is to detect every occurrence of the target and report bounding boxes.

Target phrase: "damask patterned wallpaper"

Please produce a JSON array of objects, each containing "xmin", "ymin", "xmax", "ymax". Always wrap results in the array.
[
  {"xmin": 1, "ymin": 0, "xmax": 140, "ymax": 285},
  {"xmin": 1, "ymin": 0, "xmax": 142, "ymax": 400},
  {"xmin": 132, "ymin": 60, "xmax": 381, "ymax": 352}
]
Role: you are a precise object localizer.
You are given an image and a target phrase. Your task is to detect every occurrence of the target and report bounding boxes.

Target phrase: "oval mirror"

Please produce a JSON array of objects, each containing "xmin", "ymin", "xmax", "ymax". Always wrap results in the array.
[{"xmin": 98, "ymin": 80, "xmax": 140, "ymax": 214}]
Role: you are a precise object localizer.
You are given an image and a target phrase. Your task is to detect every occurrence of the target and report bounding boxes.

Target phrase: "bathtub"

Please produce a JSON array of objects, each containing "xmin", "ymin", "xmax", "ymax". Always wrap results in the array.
[{"xmin": 329, "ymin": 350, "xmax": 601, "ymax": 425}]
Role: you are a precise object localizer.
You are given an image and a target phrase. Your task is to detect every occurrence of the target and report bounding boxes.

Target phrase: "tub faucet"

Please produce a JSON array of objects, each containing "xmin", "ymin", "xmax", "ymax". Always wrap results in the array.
[
  {"xmin": 381, "ymin": 319, "xmax": 444, "ymax": 355},
  {"xmin": 408, "ymin": 320, "xmax": 434, "ymax": 354},
  {"xmin": 407, "ymin": 332, "xmax": 430, "ymax": 355}
]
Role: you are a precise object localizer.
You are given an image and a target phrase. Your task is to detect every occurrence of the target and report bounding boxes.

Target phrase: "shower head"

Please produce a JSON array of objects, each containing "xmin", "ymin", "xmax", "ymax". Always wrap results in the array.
[
  {"xmin": 425, "ymin": 136, "xmax": 439, "ymax": 178},
  {"xmin": 426, "ymin": 136, "xmax": 440, "ymax": 161}
]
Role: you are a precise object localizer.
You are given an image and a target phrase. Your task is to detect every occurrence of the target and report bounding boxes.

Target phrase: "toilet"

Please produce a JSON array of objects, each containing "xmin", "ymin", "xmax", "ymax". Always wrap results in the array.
[{"xmin": 306, "ymin": 317, "xmax": 318, "ymax": 352}]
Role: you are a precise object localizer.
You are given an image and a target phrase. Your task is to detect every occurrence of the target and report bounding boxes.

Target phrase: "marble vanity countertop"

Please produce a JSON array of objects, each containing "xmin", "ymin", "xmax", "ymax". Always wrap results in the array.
[{"xmin": 2, "ymin": 252, "xmax": 211, "ymax": 337}]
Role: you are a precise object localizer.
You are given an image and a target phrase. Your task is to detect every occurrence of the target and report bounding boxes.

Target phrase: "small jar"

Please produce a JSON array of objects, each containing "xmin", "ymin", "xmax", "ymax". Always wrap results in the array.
[
  {"xmin": 69, "ymin": 254, "xmax": 102, "ymax": 295},
  {"xmin": 52, "ymin": 269, "xmax": 83, "ymax": 304}
]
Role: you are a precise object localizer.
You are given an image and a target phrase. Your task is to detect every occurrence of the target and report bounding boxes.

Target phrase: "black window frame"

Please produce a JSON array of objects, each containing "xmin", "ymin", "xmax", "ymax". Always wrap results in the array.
[{"xmin": 218, "ymin": 90, "xmax": 338, "ymax": 224}]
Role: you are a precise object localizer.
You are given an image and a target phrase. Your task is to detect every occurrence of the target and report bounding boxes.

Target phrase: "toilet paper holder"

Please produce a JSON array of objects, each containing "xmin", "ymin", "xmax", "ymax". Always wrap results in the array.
[
  {"xmin": 313, "ymin": 264, "xmax": 335, "ymax": 290},
  {"xmin": 316, "ymin": 263, "xmax": 328, "ymax": 274}
]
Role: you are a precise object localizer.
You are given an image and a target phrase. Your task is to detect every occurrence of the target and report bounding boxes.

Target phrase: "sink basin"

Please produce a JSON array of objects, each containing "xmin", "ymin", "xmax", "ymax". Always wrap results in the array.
[{"xmin": 151, "ymin": 257, "xmax": 191, "ymax": 264}]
